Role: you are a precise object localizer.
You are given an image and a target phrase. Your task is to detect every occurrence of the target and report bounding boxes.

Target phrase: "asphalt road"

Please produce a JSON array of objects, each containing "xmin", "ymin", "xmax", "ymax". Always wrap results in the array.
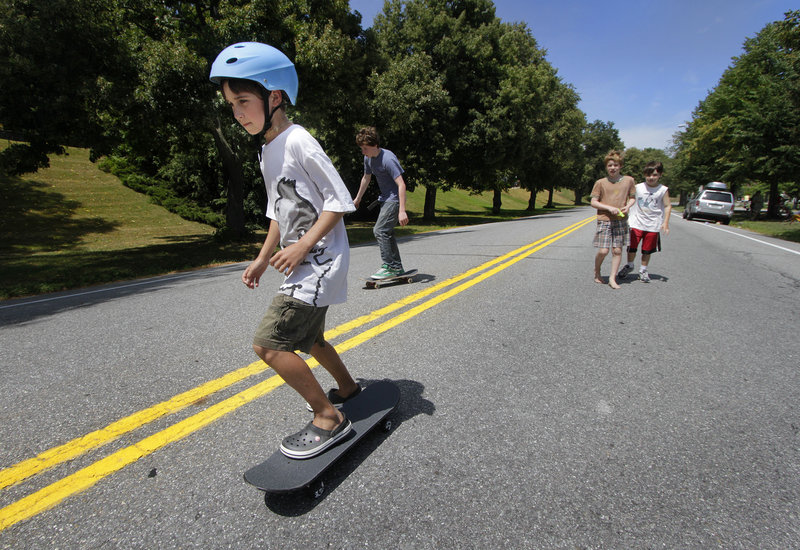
[{"xmin": 1, "ymin": 207, "xmax": 799, "ymax": 548}]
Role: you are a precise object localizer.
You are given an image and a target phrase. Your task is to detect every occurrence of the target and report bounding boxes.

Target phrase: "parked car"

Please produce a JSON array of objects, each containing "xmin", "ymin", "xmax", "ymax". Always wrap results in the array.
[{"xmin": 683, "ymin": 182, "xmax": 734, "ymax": 224}]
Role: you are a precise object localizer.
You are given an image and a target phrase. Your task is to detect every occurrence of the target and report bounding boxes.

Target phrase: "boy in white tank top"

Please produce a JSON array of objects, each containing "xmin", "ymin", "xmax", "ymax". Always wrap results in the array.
[{"xmin": 618, "ymin": 161, "xmax": 671, "ymax": 283}]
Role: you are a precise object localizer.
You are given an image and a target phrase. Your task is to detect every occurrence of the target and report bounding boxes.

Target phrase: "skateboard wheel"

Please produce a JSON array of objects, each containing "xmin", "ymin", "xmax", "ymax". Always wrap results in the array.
[
  {"xmin": 311, "ymin": 480, "xmax": 325, "ymax": 499},
  {"xmin": 382, "ymin": 419, "xmax": 393, "ymax": 432}
]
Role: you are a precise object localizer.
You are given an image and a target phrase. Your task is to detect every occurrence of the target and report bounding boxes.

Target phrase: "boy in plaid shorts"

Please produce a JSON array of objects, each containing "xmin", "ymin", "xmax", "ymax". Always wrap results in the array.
[{"xmin": 590, "ymin": 150, "xmax": 636, "ymax": 289}]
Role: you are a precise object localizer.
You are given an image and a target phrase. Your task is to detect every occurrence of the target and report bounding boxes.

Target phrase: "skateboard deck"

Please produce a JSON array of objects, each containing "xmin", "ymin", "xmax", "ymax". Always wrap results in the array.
[
  {"xmin": 365, "ymin": 269, "xmax": 418, "ymax": 289},
  {"xmin": 243, "ymin": 380, "xmax": 401, "ymax": 497}
]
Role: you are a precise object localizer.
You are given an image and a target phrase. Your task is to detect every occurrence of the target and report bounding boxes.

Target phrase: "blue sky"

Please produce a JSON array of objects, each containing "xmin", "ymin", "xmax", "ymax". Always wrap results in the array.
[{"xmin": 348, "ymin": 0, "xmax": 797, "ymax": 151}]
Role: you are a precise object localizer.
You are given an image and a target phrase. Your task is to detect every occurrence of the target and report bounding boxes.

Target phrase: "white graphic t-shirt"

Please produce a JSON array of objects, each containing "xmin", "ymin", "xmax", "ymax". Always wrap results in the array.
[
  {"xmin": 260, "ymin": 125, "xmax": 355, "ymax": 307},
  {"xmin": 629, "ymin": 182, "xmax": 668, "ymax": 232}
]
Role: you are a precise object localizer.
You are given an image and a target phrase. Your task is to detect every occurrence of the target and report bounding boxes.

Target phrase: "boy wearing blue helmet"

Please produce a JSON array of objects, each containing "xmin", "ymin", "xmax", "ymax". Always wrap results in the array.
[{"xmin": 210, "ymin": 42, "xmax": 359, "ymax": 459}]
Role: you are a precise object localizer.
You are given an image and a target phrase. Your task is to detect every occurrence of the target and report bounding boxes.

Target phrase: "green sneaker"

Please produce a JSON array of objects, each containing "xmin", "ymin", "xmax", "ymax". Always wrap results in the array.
[
  {"xmin": 371, "ymin": 265, "xmax": 405, "ymax": 280},
  {"xmin": 371, "ymin": 265, "xmax": 392, "ymax": 280}
]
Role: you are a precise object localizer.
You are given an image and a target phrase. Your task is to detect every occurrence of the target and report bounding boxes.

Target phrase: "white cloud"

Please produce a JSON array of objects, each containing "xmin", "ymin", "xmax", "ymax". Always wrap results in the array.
[{"xmin": 619, "ymin": 124, "xmax": 677, "ymax": 151}]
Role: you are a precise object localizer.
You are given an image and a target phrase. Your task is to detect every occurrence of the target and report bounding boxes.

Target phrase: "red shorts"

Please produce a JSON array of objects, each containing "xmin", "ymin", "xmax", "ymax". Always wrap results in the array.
[{"xmin": 628, "ymin": 228, "xmax": 660, "ymax": 254}]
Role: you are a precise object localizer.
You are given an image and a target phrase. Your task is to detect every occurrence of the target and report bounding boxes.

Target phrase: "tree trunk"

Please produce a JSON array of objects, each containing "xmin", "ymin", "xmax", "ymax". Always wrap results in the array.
[
  {"xmin": 423, "ymin": 185, "xmax": 437, "ymax": 222},
  {"xmin": 492, "ymin": 188, "xmax": 502, "ymax": 215},
  {"xmin": 767, "ymin": 181, "xmax": 780, "ymax": 218},
  {"xmin": 573, "ymin": 183, "xmax": 583, "ymax": 205},
  {"xmin": 545, "ymin": 187, "xmax": 554, "ymax": 208},
  {"xmin": 211, "ymin": 122, "xmax": 246, "ymax": 238},
  {"xmin": 527, "ymin": 189, "xmax": 536, "ymax": 211}
]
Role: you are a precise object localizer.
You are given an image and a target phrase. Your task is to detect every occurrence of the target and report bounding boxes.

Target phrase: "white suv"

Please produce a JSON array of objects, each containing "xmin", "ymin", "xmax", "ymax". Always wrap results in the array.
[{"xmin": 684, "ymin": 182, "xmax": 734, "ymax": 225}]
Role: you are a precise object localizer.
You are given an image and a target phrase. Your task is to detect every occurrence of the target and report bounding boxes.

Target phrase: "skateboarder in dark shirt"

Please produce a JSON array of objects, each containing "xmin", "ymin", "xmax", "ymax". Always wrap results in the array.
[{"xmin": 353, "ymin": 127, "xmax": 410, "ymax": 279}]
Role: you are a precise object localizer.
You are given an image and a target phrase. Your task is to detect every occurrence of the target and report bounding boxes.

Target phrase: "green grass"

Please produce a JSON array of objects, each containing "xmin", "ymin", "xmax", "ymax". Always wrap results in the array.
[
  {"xmin": 731, "ymin": 217, "xmax": 800, "ymax": 242},
  {"xmin": 0, "ymin": 144, "xmax": 565, "ymax": 299},
  {"xmin": 4, "ymin": 145, "xmax": 797, "ymax": 300}
]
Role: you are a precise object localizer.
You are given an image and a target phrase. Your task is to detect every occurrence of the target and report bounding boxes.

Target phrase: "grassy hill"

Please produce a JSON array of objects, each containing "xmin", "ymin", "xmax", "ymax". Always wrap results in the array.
[{"xmin": 0, "ymin": 145, "xmax": 575, "ymax": 299}]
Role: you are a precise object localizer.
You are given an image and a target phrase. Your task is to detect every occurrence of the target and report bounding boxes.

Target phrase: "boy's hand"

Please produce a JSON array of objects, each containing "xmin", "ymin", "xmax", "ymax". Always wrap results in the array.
[
  {"xmin": 269, "ymin": 242, "xmax": 310, "ymax": 276},
  {"xmin": 242, "ymin": 258, "xmax": 269, "ymax": 289},
  {"xmin": 398, "ymin": 210, "xmax": 409, "ymax": 226}
]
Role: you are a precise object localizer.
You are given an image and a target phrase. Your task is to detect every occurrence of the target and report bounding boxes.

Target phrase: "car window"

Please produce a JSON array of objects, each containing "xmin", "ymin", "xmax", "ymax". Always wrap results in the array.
[{"xmin": 702, "ymin": 191, "xmax": 733, "ymax": 203}]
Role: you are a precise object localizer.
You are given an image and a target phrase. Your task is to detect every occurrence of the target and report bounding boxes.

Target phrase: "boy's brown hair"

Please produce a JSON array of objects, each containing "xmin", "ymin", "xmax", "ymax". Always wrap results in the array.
[
  {"xmin": 604, "ymin": 150, "xmax": 623, "ymax": 165},
  {"xmin": 221, "ymin": 77, "xmax": 290, "ymax": 108},
  {"xmin": 356, "ymin": 126, "xmax": 380, "ymax": 147}
]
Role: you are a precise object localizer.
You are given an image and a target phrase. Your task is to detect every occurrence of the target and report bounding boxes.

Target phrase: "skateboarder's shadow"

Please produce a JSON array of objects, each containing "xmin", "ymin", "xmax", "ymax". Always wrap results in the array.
[{"xmin": 264, "ymin": 378, "xmax": 434, "ymax": 516}]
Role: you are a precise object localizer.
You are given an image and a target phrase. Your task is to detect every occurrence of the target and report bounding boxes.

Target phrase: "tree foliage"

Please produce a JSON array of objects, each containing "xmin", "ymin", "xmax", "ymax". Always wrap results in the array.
[
  {"xmin": 675, "ymin": 10, "xmax": 800, "ymax": 217},
  {"xmin": 578, "ymin": 120, "xmax": 623, "ymax": 201},
  {"xmin": 1, "ymin": 0, "xmax": 601, "ymax": 232}
]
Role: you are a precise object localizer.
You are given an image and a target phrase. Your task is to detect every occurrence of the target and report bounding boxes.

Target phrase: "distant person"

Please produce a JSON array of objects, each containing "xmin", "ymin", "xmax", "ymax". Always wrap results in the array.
[
  {"xmin": 617, "ymin": 161, "xmax": 671, "ymax": 283},
  {"xmin": 750, "ymin": 190, "xmax": 763, "ymax": 220},
  {"xmin": 590, "ymin": 150, "xmax": 636, "ymax": 289},
  {"xmin": 353, "ymin": 127, "xmax": 409, "ymax": 279},
  {"xmin": 210, "ymin": 42, "xmax": 360, "ymax": 459}
]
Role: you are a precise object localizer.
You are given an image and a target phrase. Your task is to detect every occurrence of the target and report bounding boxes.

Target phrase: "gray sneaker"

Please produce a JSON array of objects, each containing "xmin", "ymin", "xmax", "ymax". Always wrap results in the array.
[
  {"xmin": 617, "ymin": 264, "xmax": 634, "ymax": 280},
  {"xmin": 305, "ymin": 385, "xmax": 362, "ymax": 412},
  {"xmin": 640, "ymin": 271, "xmax": 651, "ymax": 283}
]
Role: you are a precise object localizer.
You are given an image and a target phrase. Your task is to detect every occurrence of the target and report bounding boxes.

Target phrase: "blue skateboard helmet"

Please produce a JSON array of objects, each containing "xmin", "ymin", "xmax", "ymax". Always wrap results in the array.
[{"xmin": 210, "ymin": 42, "xmax": 298, "ymax": 105}]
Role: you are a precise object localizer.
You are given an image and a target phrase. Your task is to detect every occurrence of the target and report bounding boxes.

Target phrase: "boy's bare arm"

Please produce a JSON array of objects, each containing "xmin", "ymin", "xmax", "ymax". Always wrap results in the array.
[
  {"xmin": 243, "ymin": 219, "xmax": 281, "ymax": 289},
  {"xmin": 395, "ymin": 175, "xmax": 409, "ymax": 226},
  {"xmin": 269, "ymin": 211, "xmax": 345, "ymax": 276},
  {"xmin": 591, "ymin": 197, "xmax": 621, "ymax": 215},
  {"xmin": 353, "ymin": 174, "xmax": 371, "ymax": 208},
  {"xmin": 662, "ymin": 189, "xmax": 673, "ymax": 234}
]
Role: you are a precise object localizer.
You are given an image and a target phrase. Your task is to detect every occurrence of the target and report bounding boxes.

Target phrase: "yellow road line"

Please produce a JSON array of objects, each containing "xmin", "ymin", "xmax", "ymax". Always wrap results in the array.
[
  {"xmin": 326, "ymin": 217, "xmax": 594, "ymax": 340},
  {"xmin": 0, "ymin": 217, "xmax": 590, "ymax": 492},
  {"xmin": 0, "ymin": 216, "xmax": 594, "ymax": 531},
  {"xmin": 0, "ymin": 362, "xmax": 269, "ymax": 491}
]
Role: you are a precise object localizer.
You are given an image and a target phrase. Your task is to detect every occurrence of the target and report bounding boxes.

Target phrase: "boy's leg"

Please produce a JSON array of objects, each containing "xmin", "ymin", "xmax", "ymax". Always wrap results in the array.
[
  {"xmin": 254, "ymin": 345, "xmax": 343, "ymax": 431},
  {"xmin": 374, "ymin": 201, "xmax": 402, "ymax": 271},
  {"xmin": 593, "ymin": 220, "xmax": 612, "ymax": 283},
  {"xmin": 641, "ymin": 253, "xmax": 651, "ymax": 268},
  {"xmin": 310, "ymin": 340, "xmax": 359, "ymax": 399},
  {"xmin": 594, "ymin": 248, "xmax": 609, "ymax": 283},
  {"xmin": 609, "ymin": 247, "xmax": 623, "ymax": 289}
]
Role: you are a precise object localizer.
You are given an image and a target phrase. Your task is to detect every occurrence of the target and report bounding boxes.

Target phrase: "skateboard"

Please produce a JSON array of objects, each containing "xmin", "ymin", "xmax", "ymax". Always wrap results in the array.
[
  {"xmin": 364, "ymin": 269, "xmax": 418, "ymax": 289},
  {"xmin": 243, "ymin": 380, "xmax": 401, "ymax": 498}
]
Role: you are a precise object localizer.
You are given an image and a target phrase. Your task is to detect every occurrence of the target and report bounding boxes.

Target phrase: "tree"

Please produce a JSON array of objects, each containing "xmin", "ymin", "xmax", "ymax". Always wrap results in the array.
[
  {"xmin": 0, "ymin": 0, "xmax": 133, "ymax": 174},
  {"xmin": 369, "ymin": 51, "xmax": 454, "ymax": 221},
  {"xmin": 578, "ymin": 120, "xmax": 623, "ymax": 202},
  {"xmin": 372, "ymin": 0, "xmax": 507, "ymax": 220},
  {"xmin": 675, "ymin": 11, "xmax": 800, "ymax": 217},
  {"xmin": 623, "ymin": 147, "xmax": 674, "ymax": 188},
  {"xmin": 487, "ymin": 22, "xmax": 583, "ymax": 213},
  {"xmin": 1, "ymin": 0, "xmax": 372, "ymax": 237}
]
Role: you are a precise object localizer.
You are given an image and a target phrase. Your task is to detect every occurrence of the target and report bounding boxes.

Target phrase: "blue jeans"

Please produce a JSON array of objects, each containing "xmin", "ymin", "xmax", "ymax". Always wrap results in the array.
[{"xmin": 374, "ymin": 200, "xmax": 402, "ymax": 270}]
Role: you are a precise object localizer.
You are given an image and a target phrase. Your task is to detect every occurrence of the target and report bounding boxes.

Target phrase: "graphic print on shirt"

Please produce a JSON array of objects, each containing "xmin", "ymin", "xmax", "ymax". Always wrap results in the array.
[
  {"xmin": 637, "ymin": 192, "xmax": 660, "ymax": 210},
  {"xmin": 274, "ymin": 177, "xmax": 333, "ymax": 305},
  {"xmin": 274, "ymin": 177, "xmax": 318, "ymax": 241}
]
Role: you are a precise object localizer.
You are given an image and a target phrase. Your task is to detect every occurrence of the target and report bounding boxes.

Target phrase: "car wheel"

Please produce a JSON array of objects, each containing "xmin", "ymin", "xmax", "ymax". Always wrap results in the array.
[{"xmin": 682, "ymin": 210, "xmax": 688, "ymax": 219}]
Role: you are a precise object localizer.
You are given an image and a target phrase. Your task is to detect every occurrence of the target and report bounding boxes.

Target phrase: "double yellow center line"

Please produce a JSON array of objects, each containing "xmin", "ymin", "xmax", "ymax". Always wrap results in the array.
[{"xmin": 0, "ymin": 215, "xmax": 594, "ymax": 531}]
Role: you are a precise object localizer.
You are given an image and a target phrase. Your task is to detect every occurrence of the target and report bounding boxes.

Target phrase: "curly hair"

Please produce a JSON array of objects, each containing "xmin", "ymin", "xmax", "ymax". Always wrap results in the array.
[{"xmin": 356, "ymin": 126, "xmax": 380, "ymax": 147}]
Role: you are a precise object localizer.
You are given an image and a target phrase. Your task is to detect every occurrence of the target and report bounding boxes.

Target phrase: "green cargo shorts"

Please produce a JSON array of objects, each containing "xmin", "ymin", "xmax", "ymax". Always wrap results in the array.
[{"xmin": 253, "ymin": 294, "xmax": 327, "ymax": 354}]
